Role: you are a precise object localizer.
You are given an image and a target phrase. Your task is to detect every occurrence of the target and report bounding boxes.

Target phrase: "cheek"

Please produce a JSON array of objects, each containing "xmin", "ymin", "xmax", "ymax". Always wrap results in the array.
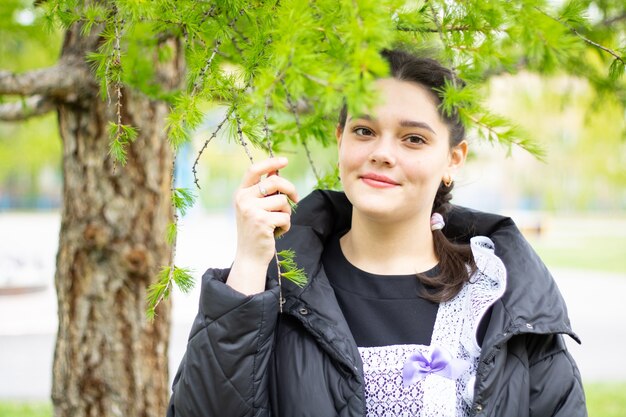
[
  {"xmin": 339, "ymin": 141, "xmax": 369, "ymax": 169},
  {"xmin": 400, "ymin": 156, "xmax": 445, "ymax": 184}
]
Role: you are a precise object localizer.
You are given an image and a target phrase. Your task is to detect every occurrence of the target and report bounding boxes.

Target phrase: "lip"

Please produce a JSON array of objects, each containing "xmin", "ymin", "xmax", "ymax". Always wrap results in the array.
[{"xmin": 359, "ymin": 172, "xmax": 400, "ymax": 188}]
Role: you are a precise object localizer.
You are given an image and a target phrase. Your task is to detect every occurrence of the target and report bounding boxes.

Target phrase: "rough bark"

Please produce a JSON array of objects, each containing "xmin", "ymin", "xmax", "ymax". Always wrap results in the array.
[
  {"xmin": 0, "ymin": 60, "xmax": 92, "ymax": 100},
  {"xmin": 51, "ymin": 17, "xmax": 184, "ymax": 417}
]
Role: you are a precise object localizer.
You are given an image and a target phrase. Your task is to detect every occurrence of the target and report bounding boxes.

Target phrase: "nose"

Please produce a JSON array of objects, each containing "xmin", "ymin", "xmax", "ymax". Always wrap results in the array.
[{"xmin": 368, "ymin": 135, "xmax": 396, "ymax": 166}]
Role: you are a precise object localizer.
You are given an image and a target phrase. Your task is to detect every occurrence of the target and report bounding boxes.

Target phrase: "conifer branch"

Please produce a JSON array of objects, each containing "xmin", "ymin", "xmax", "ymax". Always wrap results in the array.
[
  {"xmin": 227, "ymin": 10, "xmax": 246, "ymax": 56},
  {"xmin": 301, "ymin": 73, "xmax": 329, "ymax": 87},
  {"xmin": 192, "ymin": 108, "xmax": 233, "ymax": 189},
  {"xmin": 146, "ymin": 161, "xmax": 196, "ymax": 319},
  {"xmin": 147, "ymin": 158, "xmax": 178, "ymax": 319},
  {"xmin": 114, "ymin": 15, "xmax": 123, "ymax": 133},
  {"xmin": 0, "ymin": 95, "xmax": 56, "ymax": 121},
  {"xmin": 263, "ymin": 95, "xmax": 274, "ymax": 157},
  {"xmin": 281, "ymin": 79, "xmax": 321, "ymax": 181},
  {"xmin": 277, "ymin": 250, "xmax": 307, "ymax": 288},
  {"xmin": 463, "ymin": 110, "xmax": 545, "ymax": 160},
  {"xmin": 263, "ymin": 96, "xmax": 286, "ymax": 311},
  {"xmin": 234, "ymin": 108, "xmax": 255, "ymax": 164},
  {"xmin": 108, "ymin": 13, "xmax": 135, "ymax": 170},
  {"xmin": 396, "ymin": 25, "xmax": 471, "ymax": 33},
  {"xmin": 428, "ymin": 2, "xmax": 447, "ymax": 46},
  {"xmin": 192, "ymin": 39, "xmax": 222, "ymax": 95},
  {"xmin": 230, "ymin": 33, "xmax": 244, "ymax": 56},
  {"xmin": 231, "ymin": 24, "xmax": 250, "ymax": 44},
  {"xmin": 534, "ymin": 6, "xmax": 625, "ymax": 66}
]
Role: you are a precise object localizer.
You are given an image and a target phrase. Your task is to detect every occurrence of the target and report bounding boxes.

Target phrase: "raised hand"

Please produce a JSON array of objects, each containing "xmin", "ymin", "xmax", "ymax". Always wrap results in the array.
[{"xmin": 226, "ymin": 157, "xmax": 299, "ymax": 295}]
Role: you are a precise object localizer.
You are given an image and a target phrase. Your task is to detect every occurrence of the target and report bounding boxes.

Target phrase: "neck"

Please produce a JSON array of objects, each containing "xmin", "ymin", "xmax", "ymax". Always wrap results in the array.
[{"xmin": 340, "ymin": 209, "xmax": 438, "ymax": 275}]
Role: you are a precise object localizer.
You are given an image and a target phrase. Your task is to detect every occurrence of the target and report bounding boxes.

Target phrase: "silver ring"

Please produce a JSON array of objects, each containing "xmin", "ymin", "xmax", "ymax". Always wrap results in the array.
[{"xmin": 258, "ymin": 182, "xmax": 268, "ymax": 197}]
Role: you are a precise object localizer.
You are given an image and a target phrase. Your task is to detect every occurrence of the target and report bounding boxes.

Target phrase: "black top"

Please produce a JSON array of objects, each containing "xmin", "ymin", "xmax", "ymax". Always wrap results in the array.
[{"xmin": 322, "ymin": 231, "xmax": 440, "ymax": 348}]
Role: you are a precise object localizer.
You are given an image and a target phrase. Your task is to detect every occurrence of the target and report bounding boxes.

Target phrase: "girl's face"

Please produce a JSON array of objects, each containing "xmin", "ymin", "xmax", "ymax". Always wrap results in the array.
[{"xmin": 336, "ymin": 77, "xmax": 467, "ymax": 224}]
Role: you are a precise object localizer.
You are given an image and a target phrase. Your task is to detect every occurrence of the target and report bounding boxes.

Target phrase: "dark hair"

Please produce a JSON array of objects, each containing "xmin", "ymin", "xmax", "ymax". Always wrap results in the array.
[{"xmin": 338, "ymin": 49, "xmax": 476, "ymax": 303}]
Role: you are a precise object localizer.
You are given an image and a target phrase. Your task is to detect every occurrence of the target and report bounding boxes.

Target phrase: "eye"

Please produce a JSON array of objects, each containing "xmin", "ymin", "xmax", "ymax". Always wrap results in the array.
[
  {"xmin": 353, "ymin": 127, "xmax": 374, "ymax": 136},
  {"xmin": 404, "ymin": 135, "xmax": 426, "ymax": 145}
]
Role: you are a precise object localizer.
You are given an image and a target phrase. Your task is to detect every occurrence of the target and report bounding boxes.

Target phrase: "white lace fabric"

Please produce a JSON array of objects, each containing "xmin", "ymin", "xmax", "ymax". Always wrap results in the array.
[{"xmin": 358, "ymin": 237, "xmax": 507, "ymax": 417}]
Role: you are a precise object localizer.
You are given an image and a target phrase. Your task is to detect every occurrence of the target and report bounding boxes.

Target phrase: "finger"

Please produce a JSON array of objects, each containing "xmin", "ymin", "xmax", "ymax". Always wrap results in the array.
[
  {"xmin": 241, "ymin": 157, "xmax": 289, "ymax": 188},
  {"xmin": 267, "ymin": 211, "xmax": 291, "ymax": 233},
  {"xmin": 258, "ymin": 194, "xmax": 292, "ymax": 214},
  {"xmin": 250, "ymin": 175, "xmax": 299, "ymax": 202}
]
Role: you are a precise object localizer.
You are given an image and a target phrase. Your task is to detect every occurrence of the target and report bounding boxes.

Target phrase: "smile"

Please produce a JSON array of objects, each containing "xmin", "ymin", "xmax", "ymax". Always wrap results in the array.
[{"xmin": 359, "ymin": 173, "xmax": 400, "ymax": 188}]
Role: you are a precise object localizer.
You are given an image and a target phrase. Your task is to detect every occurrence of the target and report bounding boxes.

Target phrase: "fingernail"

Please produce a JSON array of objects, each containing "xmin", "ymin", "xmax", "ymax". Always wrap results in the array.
[{"xmin": 279, "ymin": 157, "xmax": 288, "ymax": 164}]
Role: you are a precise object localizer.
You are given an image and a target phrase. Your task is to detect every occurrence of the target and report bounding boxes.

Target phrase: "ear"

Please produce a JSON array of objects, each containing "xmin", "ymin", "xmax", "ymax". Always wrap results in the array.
[{"xmin": 448, "ymin": 140, "xmax": 468, "ymax": 172}]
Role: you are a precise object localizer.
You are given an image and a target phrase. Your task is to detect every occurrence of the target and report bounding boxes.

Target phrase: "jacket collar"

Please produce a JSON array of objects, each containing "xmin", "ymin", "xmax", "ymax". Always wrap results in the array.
[{"xmin": 269, "ymin": 190, "xmax": 579, "ymax": 369}]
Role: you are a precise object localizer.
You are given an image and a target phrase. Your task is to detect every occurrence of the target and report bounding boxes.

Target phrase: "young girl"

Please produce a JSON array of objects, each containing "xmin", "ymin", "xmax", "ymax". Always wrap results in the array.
[{"xmin": 167, "ymin": 49, "xmax": 587, "ymax": 417}]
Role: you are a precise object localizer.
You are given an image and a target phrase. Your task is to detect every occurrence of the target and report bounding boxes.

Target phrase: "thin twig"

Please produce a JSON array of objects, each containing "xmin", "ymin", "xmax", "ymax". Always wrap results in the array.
[
  {"xmin": 192, "ymin": 39, "xmax": 222, "ymax": 95},
  {"xmin": 232, "ymin": 24, "xmax": 250, "ymax": 43},
  {"xmin": 230, "ymin": 34, "xmax": 244, "ymax": 56},
  {"xmin": 428, "ymin": 2, "xmax": 446, "ymax": 46},
  {"xmin": 190, "ymin": 9, "xmax": 244, "ymax": 97},
  {"xmin": 234, "ymin": 107, "xmax": 255, "ymax": 164},
  {"xmin": 114, "ymin": 16, "xmax": 123, "ymax": 133},
  {"xmin": 281, "ymin": 79, "xmax": 320, "ymax": 181},
  {"xmin": 535, "ymin": 6, "xmax": 625, "ymax": 65},
  {"xmin": 192, "ymin": 108, "xmax": 234, "ymax": 189},
  {"xmin": 263, "ymin": 95, "xmax": 274, "ymax": 157},
  {"xmin": 264, "ymin": 97, "xmax": 285, "ymax": 312},
  {"xmin": 228, "ymin": 10, "xmax": 246, "ymax": 56},
  {"xmin": 396, "ymin": 25, "xmax": 471, "ymax": 33},
  {"xmin": 152, "ymin": 158, "xmax": 178, "ymax": 313},
  {"xmin": 276, "ymin": 254, "xmax": 284, "ymax": 312},
  {"xmin": 111, "ymin": 13, "xmax": 124, "ymax": 172},
  {"xmin": 302, "ymin": 73, "xmax": 330, "ymax": 87}
]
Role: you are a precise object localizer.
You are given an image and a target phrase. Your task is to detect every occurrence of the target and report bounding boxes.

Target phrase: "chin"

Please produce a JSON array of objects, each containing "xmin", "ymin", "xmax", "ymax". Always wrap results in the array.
[{"xmin": 346, "ymin": 192, "xmax": 401, "ymax": 220}]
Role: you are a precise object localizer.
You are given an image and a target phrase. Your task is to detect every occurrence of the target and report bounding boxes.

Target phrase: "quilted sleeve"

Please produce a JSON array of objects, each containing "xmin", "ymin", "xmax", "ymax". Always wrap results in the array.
[
  {"xmin": 167, "ymin": 268, "xmax": 280, "ymax": 417},
  {"xmin": 528, "ymin": 333, "xmax": 587, "ymax": 417}
]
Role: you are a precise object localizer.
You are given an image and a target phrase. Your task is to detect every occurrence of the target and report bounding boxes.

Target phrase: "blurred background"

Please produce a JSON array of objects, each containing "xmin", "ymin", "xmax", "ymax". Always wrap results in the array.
[{"xmin": 1, "ymin": 2, "xmax": 625, "ymax": 417}]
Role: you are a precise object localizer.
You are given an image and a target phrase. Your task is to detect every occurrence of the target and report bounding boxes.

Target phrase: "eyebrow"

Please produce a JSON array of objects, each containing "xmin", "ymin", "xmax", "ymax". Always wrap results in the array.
[{"xmin": 349, "ymin": 114, "xmax": 437, "ymax": 135}]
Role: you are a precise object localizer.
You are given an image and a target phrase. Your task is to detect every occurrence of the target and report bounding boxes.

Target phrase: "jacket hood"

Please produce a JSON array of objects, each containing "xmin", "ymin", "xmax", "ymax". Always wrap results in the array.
[{"xmin": 271, "ymin": 189, "xmax": 580, "ymax": 346}]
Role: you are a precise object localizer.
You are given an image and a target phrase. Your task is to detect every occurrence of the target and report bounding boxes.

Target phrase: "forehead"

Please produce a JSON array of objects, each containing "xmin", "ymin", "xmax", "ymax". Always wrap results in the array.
[{"xmin": 369, "ymin": 78, "xmax": 440, "ymax": 120}]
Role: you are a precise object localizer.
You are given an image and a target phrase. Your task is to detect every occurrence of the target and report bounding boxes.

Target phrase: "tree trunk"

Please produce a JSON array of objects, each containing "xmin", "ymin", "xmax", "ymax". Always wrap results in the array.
[{"xmin": 51, "ymin": 19, "xmax": 183, "ymax": 417}]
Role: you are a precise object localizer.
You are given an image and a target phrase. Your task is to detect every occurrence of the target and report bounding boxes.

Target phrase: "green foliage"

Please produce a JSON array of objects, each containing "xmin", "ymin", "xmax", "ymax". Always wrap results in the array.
[
  {"xmin": 315, "ymin": 165, "xmax": 342, "ymax": 191},
  {"xmin": 0, "ymin": 2, "xmax": 63, "ymax": 196},
  {"xmin": 166, "ymin": 221, "xmax": 177, "ymax": 245},
  {"xmin": 277, "ymin": 249, "xmax": 307, "ymax": 288},
  {"xmin": 35, "ymin": 0, "xmax": 624, "ymax": 168},
  {"xmin": 172, "ymin": 187, "xmax": 196, "ymax": 216},
  {"xmin": 146, "ymin": 265, "xmax": 194, "ymax": 320},
  {"xmin": 609, "ymin": 57, "xmax": 625, "ymax": 81},
  {"xmin": 0, "ymin": 1, "xmax": 62, "ymax": 68},
  {"xmin": 3, "ymin": 0, "xmax": 625, "ymax": 308},
  {"xmin": 107, "ymin": 122, "xmax": 138, "ymax": 165}
]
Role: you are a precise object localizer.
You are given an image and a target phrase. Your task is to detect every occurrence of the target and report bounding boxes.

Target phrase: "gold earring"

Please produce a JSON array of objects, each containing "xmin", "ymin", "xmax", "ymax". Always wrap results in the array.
[{"xmin": 443, "ymin": 175, "xmax": 453, "ymax": 187}]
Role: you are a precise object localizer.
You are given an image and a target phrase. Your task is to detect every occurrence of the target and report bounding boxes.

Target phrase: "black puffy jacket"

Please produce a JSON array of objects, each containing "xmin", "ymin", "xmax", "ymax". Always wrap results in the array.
[{"xmin": 167, "ymin": 190, "xmax": 587, "ymax": 417}]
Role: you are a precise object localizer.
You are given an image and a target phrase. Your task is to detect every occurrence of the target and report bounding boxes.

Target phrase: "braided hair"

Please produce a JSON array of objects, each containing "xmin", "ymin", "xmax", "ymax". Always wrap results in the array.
[{"xmin": 338, "ymin": 49, "xmax": 477, "ymax": 302}]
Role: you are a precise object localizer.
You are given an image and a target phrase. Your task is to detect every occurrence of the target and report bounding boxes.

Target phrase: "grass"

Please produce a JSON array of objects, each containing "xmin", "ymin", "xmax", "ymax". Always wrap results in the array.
[
  {"xmin": 0, "ymin": 402, "xmax": 50, "ymax": 417},
  {"xmin": 511, "ymin": 212, "xmax": 626, "ymax": 276},
  {"xmin": 585, "ymin": 382, "xmax": 626, "ymax": 417},
  {"xmin": 520, "ymin": 211, "xmax": 626, "ymax": 276},
  {"xmin": 1, "ymin": 382, "xmax": 625, "ymax": 416},
  {"xmin": 529, "ymin": 235, "xmax": 626, "ymax": 275}
]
